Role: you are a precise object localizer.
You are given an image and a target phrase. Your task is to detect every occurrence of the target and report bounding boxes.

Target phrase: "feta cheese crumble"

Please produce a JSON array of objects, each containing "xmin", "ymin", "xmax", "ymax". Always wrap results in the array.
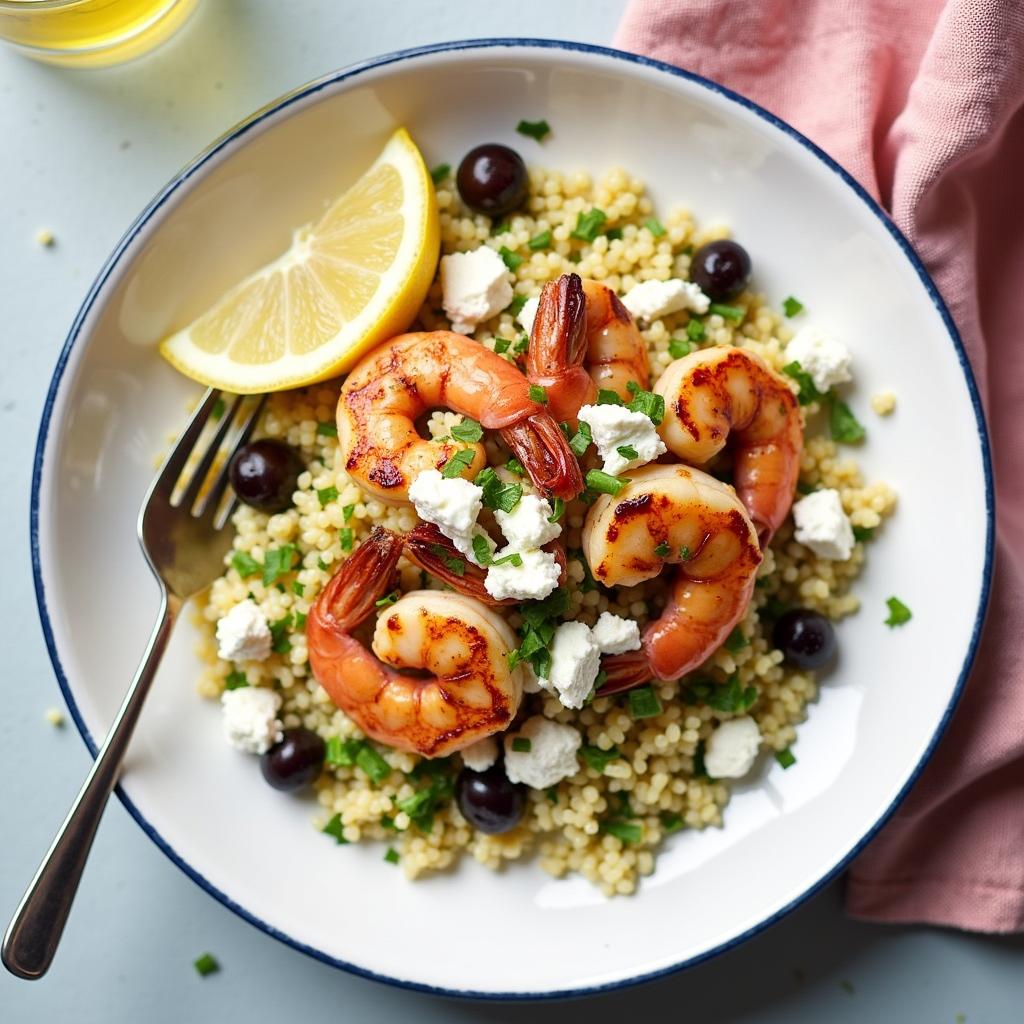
[
  {"xmin": 440, "ymin": 247, "xmax": 513, "ymax": 334},
  {"xmin": 591, "ymin": 612, "xmax": 642, "ymax": 655},
  {"xmin": 220, "ymin": 687, "xmax": 283, "ymax": 755},
  {"xmin": 621, "ymin": 278, "xmax": 709, "ymax": 321},
  {"xmin": 408, "ymin": 469, "xmax": 495, "ymax": 565},
  {"xmin": 503, "ymin": 717, "xmax": 582, "ymax": 789},
  {"xmin": 577, "ymin": 403, "xmax": 667, "ymax": 476},
  {"xmin": 784, "ymin": 326, "xmax": 852, "ymax": 393},
  {"xmin": 792, "ymin": 488, "xmax": 855, "ymax": 561},
  {"xmin": 460, "ymin": 736, "xmax": 499, "ymax": 772},
  {"xmin": 704, "ymin": 716, "xmax": 761, "ymax": 779},
  {"xmin": 494, "ymin": 493, "xmax": 561, "ymax": 550},
  {"xmin": 215, "ymin": 599, "xmax": 272, "ymax": 662},
  {"xmin": 538, "ymin": 620, "xmax": 602, "ymax": 710},
  {"xmin": 517, "ymin": 295, "xmax": 540, "ymax": 336},
  {"xmin": 483, "ymin": 547, "xmax": 560, "ymax": 602}
]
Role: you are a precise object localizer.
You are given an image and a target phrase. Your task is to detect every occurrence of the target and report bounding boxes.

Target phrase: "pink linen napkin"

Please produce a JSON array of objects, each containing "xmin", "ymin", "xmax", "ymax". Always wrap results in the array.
[{"xmin": 615, "ymin": 0, "xmax": 1024, "ymax": 933}]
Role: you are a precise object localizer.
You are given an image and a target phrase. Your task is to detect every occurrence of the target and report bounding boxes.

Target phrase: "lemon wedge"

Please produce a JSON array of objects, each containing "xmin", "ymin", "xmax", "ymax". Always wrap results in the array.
[{"xmin": 160, "ymin": 128, "xmax": 440, "ymax": 393}]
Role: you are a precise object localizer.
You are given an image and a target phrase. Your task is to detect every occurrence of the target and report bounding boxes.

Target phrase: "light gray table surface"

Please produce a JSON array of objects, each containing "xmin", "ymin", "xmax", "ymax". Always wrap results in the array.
[{"xmin": 1, "ymin": 2, "xmax": 1020, "ymax": 1021}]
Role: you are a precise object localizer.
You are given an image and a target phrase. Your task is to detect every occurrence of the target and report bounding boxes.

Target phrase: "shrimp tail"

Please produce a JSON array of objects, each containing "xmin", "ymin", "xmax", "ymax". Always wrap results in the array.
[
  {"xmin": 314, "ymin": 526, "xmax": 403, "ymax": 632},
  {"xmin": 597, "ymin": 650, "xmax": 655, "ymax": 695},
  {"xmin": 500, "ymin": 412, "xmax": 584, "ymax": 500},
  {"xmin": 403, "ymin": 524, "xmax": 568, "ymax": 605}
]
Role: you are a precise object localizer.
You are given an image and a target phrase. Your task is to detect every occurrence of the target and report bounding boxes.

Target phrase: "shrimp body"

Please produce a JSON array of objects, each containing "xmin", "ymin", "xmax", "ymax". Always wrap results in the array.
[
  {"xmin": 307, "ymin": 527, "xmax": 523, "ymax": 757},
  {"xmin": 582, "ymin": 464, "xmax": 761, "ymax": 686},
  {"xmin": 653, "ymin": 347, "xmax": 802, "ymax": 542},
  {"xmin": 338, "ymin": 331, "xmax": 582, "ymax": 505},
  {"xmin": 525, "ymin": 275, "xmax": 649, "ymax": 422}
]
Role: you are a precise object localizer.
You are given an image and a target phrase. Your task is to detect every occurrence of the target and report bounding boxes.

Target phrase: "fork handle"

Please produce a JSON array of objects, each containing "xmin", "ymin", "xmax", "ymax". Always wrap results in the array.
[{"xmin": 2, "ymin": 590, "xmax": 180, "ymax": 980}]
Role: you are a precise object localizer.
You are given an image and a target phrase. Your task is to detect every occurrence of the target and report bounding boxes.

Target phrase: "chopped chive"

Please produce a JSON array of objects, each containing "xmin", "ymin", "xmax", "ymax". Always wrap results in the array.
[
  {"xmin": 505, "ymin": 457, "xmax": 525, "ymax": 476},
  {"xmin": 269, "ymin": 614, "xmax": 293, "ymax": 655},
  {"xmin": 317, "ymin": 485, "xmax": 339, "ymax": 507},
  {"xmin": 644, "ymin": 217, "xmax": 666, "ymax": 237},
  {"xmin": 775, "ymin": 747, "xmax": 797, "ymax": 769},
  {"xmin": 430, "ymin": 162, "xmax": 450, "ymax": 185},
  {"xmin": 828, "ymin": 395, "xmax": 866, "ymax": 443},
  {"xmin": 506, "ymin": 294, "xmax": 528, "ymax": 317},
  {"xmin": 669, "ymin": 337, "xmax": 694, "ymax": 359},
  {"xmin": 686, "ymin": 318, "xmax": 706, "ymax": 342},
  {"xmin": 492, "ymin": 551, "xmax": 523, "ymax": 567},
  {"xmin": 322, "ymin": 813, "xmax": 348, "ymax": 844},
  {"xmin": 317, "ymin": 556, "xmax": 331, "ymax": 571},
  {"xmin": 494, "ymin": 337, "xmax": 511, "ymax": 354},
  {"xmin": 528, "ymin": 384, "xmax": 548, "ymax": 404},
  {"xmin": 316, "ymin": 421, "xmax": 338, "ymax": 438},
  {"xmin": 224, "ymin": 670, "xmax": 248, "ymax": 690},
  {"xmin": 580, "ymin": 745, "xmax": 621, "ymax": 772},
  {"xmin": 548, "ymin": 497, "xmax": 565, "ymax": 523},
  {"xmin": 708, "ymin": 302, "xmax": 745, "ymax": 322},
  {"xmin": 884, "ymin": 596, "xmax": 912, "ymax": 627},
  {"xmin": 528, "ymin": 229, "xmax": 552, "ymax": 250},
  {"xmin": 193, "ymin": 953, "xmax": 220, "ymax": 977},
  {"xmin": 604, "ymin": 227, "xmax": 623, "ymax": 241},
  {"xmin": 511, "ymin": 737, "xmax": 532, "ymax": 753},
  {"xmin": 341, "ymin": 504, "xmax": 355, "ymax": 522},
  {"xmin": 616, "ymin": 444, "xmax": 639, "ymax": 461},
  {"xmin": 516, "ymin": 118, "xmax": 551, "ymax": 141},
  {"xmin": 659, "ymin": 811, "xmax": 685, "ymax": 834},
  {"xmin": 339, "ymin": 528, "xmax": 353, "ymax": 552},
  {"xmin": 783, "ymin": 295, "xmax": 804, "ymax": 317},
  {"xmin": 384, "ymin": 847, "xmax": 400, "ymax": 865},
  {"xmin": 585, "ymin": 469, "xmax": 628, "ymax": 496},
  {"xmin": 356, "ymin": 744, "xmax": 391, "ymax": 784},
  {"xmin": 782, "ymin": 360, "xmax": 821, "ymax": 405},
  {"xmin": 596, "ymin": 388, "xmax": 624, "ymax": 406},
  {"xmin": 450, "ymin": 417, "xmax": 484, "ymax": 443},
  {"xmin": 230, "ymin": 551, "xmax": 261, "ymax": 579},
  {"xmin": 627, "ymin": 386, "xmax": 665, "ymax": 425},
  {"xmin": 499, "ymin": 245, "xmax": 524, "ymax": 271},
  {"xmin": 724, "ymin": 627, "xmax": 749, "ymax": 653},
  {"xmin": 602, "ymin": 820, "xmax": 643, "ymax": 844},
  {"xmin": 210, "ymin": 398, "xmax": 226, "ymax": 421},
  {"xmin": 262, "ymin": 544, "xmax": 296, "ymax": 586},
  {"xmin": 852, "ymin": 525, "xmax": 875, "ymax": 542},
  {"xmin": 441, "ymin": 448, "xmax": 476, "ymax": 479},
  {"xmin": 569, "ymin": 421, "xmax": 592, "ymax": 456},
  {"xmin": 679, "ymin": 545, "xmax": 692, "ymax": 561},
  {"xmin": 653, "ymin": 540, "xmax": 670, "ymax": 558},
  {"xmin": 375, "ymin": 590, "xmax": 400, "ymax": 608},
  {"xmin": 291, "ymin": 580, "xmax": 305, "ymax": 597},
  {"xmin": 570, "ymin": 208, "xmax": 607, "ymax": 243},
  {"xmin": 628, "ymin": 685, "xmax": 663, "ymax": 719}
]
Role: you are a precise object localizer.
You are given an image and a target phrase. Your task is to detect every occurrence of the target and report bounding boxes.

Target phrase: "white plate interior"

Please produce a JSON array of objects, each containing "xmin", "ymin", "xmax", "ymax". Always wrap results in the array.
[{"xmin": 35, "ymin": 42, "xmax": 990, "ymax": 997}]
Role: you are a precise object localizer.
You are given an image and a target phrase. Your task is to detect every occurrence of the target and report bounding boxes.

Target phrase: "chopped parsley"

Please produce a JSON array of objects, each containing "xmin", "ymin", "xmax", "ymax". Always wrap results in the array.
[
  {"xmin": 375, "ymin": 590, "xmax": 400, "ymax": 608},
  {"xmin": 430, "ymin": 163, "xmax": 450, "ymax": 185},
  {"xmin": 528, "ymin": 384, "xmax": 548, "ymax": 404},
  {"xmin": 570, "ymin": 208, "xmax": 607, "ymax": 243},
  {"xmin": 193, "ymin": 953, "xmax": 220, "ymax": 977},
  {"xmin": 491, "ymin": 220, "xmax": 510, "ymax": 236},
  {"xmin": 644, "ymin": 217, "xmax": 666, "ymax": 237},
  {"xmin": 269, "ymin": 614, "xmax": 293, "ymax": 655},
  {"xmin": 499, "ymin": 245, "xmax": 524, "ymax": 271},
  {"xmin": 569, "ymin": 421, "xmax": 592, "ymax": 456},
  {"xmin": 653, "ymin": 540, "xmax": 670, "ymax": 558},
  {"xmin": 507, "ymin": 586, "xmax": 570, "ymax": 678},
  {"xmin": 679, "ymin": 545, "xmax": 692, "ymax": 561},
  {"xmin": 604, "ymin": 227, "xmax": 623, "ymax": 241},
  {"xmin": 316, "ymin": 421, "xmax": 337, "ymax": 438},
  {"xmin": 602, "ymin": 819, "xmax": 643, "ymax": 844},
  {"xmin": 506, "ymin": 294, "xmax": 528, "ymax": 317},
  {"xmin": 724, "ymin": 627, "xmax": 749, "ymax": 653},
  {"xmin": 224, "ymin": 670, "xmax": 248, "ymax": 690},
  {"xmin": 384, "ymin": 847, "xmax": 400, "ymax": 864},
  {"xmin": 528, "ymin": 230, "xmax": 552, "ymax": 250},
  {"xmin": 475, "ymin": 467, "xmax": 523, "ymax": 513},
  {"xmin": 505, "ymin": 457, "xmax": 525, "ymax": 476},
  {"xmin": 686, "ymin": 674, "xmax": 758, "ymax": 713},
  {"xmin": 339, "ymin": 528, "xmax": 354, "ymax": 552},
  {"xmin": 548, "ymin": 497, "xmax": 565, "ymax": 523},
  {"xmin": 400, "ymin": 760, "xmax": 456, "ymax": 833},
  {"xmin": 782, "ymin": 360, "xmax": 821, "ymax": 405},
  {"xmin": 782, "ymin": 295, "xmax": 804, "ymax": 317},
  {"xmin": 585, "ymin": 469, "xmax": 628, "ymax": 496},
  {"xmin": 580, "ymin": 745, "xmax": 621, "ymax": 772},
  {"xmin": 450, "ymin": 417, "xmax": 484, "ymax": 443},
  {"xmin": 291, "ymin": 580, "xmax": 304, "ymax": 597},
  {"xmin": 317, "ymin": 556, "xmax": 331, "ymax": 571},
  {"xmin": 355, "ymin": 743, "xmax": 392, "ymax": 785},
  {"xmin": 708, "ymin": 302, "xmax": 745, "ymax": 322},
  {"xmin": 494, "ymin": 337, "xmax": 511, "ymax": 354},
  {"xmin": 828, "ymin": 396, "xmax": 866, "ymax": 443},
  {"xmin": 659, "ymin": 811, "xmax": 685, "ymax": 834},
  {"xmin": 516, "ymin": 118, "xmax": 551, "ymax": 141},
  {"xmin": 669, "ymin": 337, "xmax": 694, "ymax": 359},
  {"xmin": 775, "ymin": 747, "xmax": 797, "ymax": 769},
  {"xmin": 884, "ymin": 596, "xmax": 912, "ymax": 627},
  {"xmin": 628, "ymin": 685, "xmax": 663, "ymax": 719},
  {"xmin": 512, "ymin": 737, "xmax": 532, "ymax": 753},
  {"xmin": 262, "ymin": 544, "xmax": 296, "ymax": 586},
  {"xmin": 597, "ymin": 388, "xmax": 624, "ymax": 407},
  {"xmin": 852, "ymin": 525, "xmax": 875, "ymax": 542},
  {"xmin": 341, "ymin": 503, "xmax": 355, "ymax": 522},
  {"xmin": 686, "ymin": 318, "xmax": 706, "ymax": 342},
  {"xmin": 427, "ymin": 542, "xmax": 466, "ymax": 576},
  {"xmin": 230, "ymin": 551, "xmax": 260, "ymax": 578},
  {"xmin": 321, "ymin": 813, "xmax": 348, "ymax": 844},
  {"xmin": 617, "ymin": 444, "xmax": 639, "ymax": 461},
  {"xmin": 625, "ymin": 381, "xmax": 665, "ymax": 425},
  {"xmin": 512, "ymin": 333, "xmax": 530, "ymax": 354},
  {"xmin": 317, "ymin": 485, "xmax": 339, "ymax": 507},
  {"xmin": 441, "ymin": 448, "xmax": 476, "ymax": 479}
]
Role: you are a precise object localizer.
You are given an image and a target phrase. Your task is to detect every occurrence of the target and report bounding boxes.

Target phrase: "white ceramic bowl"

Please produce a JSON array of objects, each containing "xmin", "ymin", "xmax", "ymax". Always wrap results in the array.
[{"xmin": 32, "ymin": 40, "xmax": 993, "ymax": 998}]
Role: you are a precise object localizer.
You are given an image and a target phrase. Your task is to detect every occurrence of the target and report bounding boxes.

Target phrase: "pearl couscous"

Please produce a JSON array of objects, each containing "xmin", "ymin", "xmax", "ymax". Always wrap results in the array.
[{"xmin": 193, "ymin": 164, "xmax": 895, "ymax": 896}]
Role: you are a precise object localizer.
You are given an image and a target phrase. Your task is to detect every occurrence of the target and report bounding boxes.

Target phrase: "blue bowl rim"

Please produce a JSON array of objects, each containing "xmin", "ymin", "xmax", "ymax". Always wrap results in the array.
[{"xmin": 29, "ymin": 37, "xmax": 995, "ymax": 1001}]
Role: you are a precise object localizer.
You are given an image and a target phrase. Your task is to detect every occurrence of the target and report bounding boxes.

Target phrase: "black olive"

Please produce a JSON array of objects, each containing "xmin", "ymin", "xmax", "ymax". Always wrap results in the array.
[
  {"xmin": 690, "ymin": 239, "xmax": 752, "ymax": 302},
  {"xmin": 773, "ymin": 609, "xmax": 837, "ymax": 669},
  {"xmin": 455, "ymin": 763, "xmax": 526, "ymax": 834},
  {"xmin": 229, "ymin": 439, "xmax": 304, "ymax": 513},
  {"xmin": 456, "ymin": 144, "xmax": 529, "ymax": 218},
  {"xmin": 260, "ymin": 727, "xmax": 325, "ymax": 791}
]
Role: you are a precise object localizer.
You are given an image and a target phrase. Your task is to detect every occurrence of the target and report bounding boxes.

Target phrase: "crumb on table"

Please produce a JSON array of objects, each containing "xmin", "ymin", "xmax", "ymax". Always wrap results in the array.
[{"xmin": 44, "ymin": 707, "xmax": 65, "ymax": 727}]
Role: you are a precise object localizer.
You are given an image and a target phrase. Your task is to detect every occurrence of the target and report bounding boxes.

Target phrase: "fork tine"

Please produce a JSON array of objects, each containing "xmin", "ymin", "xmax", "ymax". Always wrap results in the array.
[
  {"xmin": 148, "ymin": 388, "xmax": 222, "ymax": 503},
  {"xmin": 176, "ymin": 393, "xmax": 245, "ymax": 512},
  {"xmin": 196, "ymin": 394, "xmax": 268, "ymax": 523}
]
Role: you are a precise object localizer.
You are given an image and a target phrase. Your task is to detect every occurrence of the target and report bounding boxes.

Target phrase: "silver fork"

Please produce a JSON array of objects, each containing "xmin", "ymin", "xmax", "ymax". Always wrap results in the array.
[{"xmin": 3, "ymin": 387, "xmax": 265, "ymax": 980}]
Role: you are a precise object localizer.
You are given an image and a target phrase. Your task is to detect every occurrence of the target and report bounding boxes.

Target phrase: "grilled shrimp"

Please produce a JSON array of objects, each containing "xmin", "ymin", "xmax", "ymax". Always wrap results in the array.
[
  {"xmin": 338, "ymin": 331, "xmax": 583, "ymax": 505},
  {"xmin": 307, "ymin": 527, "xmax": 524, "ymax": 757},
  {"xmin": 582, "ymin": 464, "xmax": 762, "ymax": 691},
  {"xmin": 525, "ymin": 274, "xmax": 649, "ymax": 423},
  {"xmin": 654, "ymin": 347, "xmax": 802, "ymax": 543}
]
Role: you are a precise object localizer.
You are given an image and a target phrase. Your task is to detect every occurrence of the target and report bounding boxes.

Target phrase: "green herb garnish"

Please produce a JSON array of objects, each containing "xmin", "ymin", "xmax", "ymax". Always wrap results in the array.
[
  {"xmin": 653, "ymin": 540, "xmax": 670, "ymax": 558},
  {"xmin": 491, "ymin": 220, "xmax": 510, "ymax": 236},
  {"xmin": 828, "ymin": 395, "xmax": 866, "ymax": 443},
  {"xmin": 775, "ymin": 748, "xmax": 797, "ymax": 769},
  {"xmin": 596, "ymin": 388, "xmax": 624, "ymax": 406},
  {"xmin": 230, "ymin": 551, "xmax": 261, "ymax": 579},
  {"xmin": 505, "ymin": 457, "xmax": 525, "ymax": 476},
  {"xmin": 262, "ymin": 544, "xmax": 296, "ymax": 586},
  {"xmin": 322, "ymin": 813, "xmax": 348, "ymax": 844},
  {"xmin": 317, "ymin": 485, "xmax": 339, "ymax": 507},
  {"xmin": 852, "ymin": 525, "xmax": 875, "ymax": 542},
  {"xmin": 602, "ymin": 820, "xmax": 643, "ymax": 844},
  {"xmin": 617, "ymin": 444, "xmax": 639, "ymax": 461},
  {"xmin": 546, "ymin": 498, "xmax": 564, "ymax": 524},
  {"xmin": 628, "ymin": 685, "xmax": 663, "ymax": 719},
  {"xmin": 450, "ymin": 417, "xmax": 484, "ymax": 443},
  {"xmin": 585, "ymin": 469, "xmax": 628, "ymax": 496},
  {"xmin": 506, "ymin": 294, "xmax": 528, "ymax": 317},
  {"xmin": 569, "ymin": 420, "xmax": 593, "ymax": 456},
  {"xmin": 475, "ymin": 467, "xmax": 523, "ymax": 513},
  {"xmin": 580, "ymin": 745, "xmax": 621, "ymax": 772},
  {"xmin": 339, "ymin": 528, "xmax": 353, "ymax": 552},
  {"xmin": 528, "ymin": 384, "xmax": 548, "ymax": 404},
  {"xmin": 686, "ymin": 318, "xmax": 706, "ymax": 342},
  {"xmin": 441, "ymin": 448, "xmax": 476, "ymax": 479},
  {"xmin": 782, "ymin": 360, "xmax": 821, "ymax": 405},
  {"xmin": 528, "ymin": 230, "xmax": 552, "ymax": 250},
  {"xmin": 625, "ymin": 381, "xmax": 665, "ymax": 425},
  {"xmin": 644, "ymin": 217, "xmax": 666, "ymax": 237},
  {"xmin": 724, "ymin": 627, "xmax": 749, "ymax": 653},
  {"xmin": 356, "ymin": 743, "xmax": 392, "ymax": 785},
  {"xmin": 687, "ymin": 674, "xmax": 757, "ymax": 713},
  {"xmin": 430, "ymin": 163, "xmax": 450, "ymax": 185},
  {"xmin": 499, "ymin": 245, "xmax": 524, "ymax": 272},
  {"xmin": 659, "ymin": 811, "xmax": 685, "ymax": 834},
  {"xmin": 316, "ymin": 421, "xmax": 338, "ymax": 438},
  {"xmin": 708, "ymin": 302, "xmax": 745, "ymax": 322},
  {"xmin": 341, "ymin": 503, "xmax": 355, "ymax": 522},
  {"xmin": 513, "ymin": 332, "xmax": 530, "ymax": 352},
  {"xmin": 210, "ymin": 398, "xmax": 226, "ymax": 421},
  {"xmin": 605, "ymin": 227, "xmax": 623, "ymax": 241},
  {"xmin": 494, "ymin": 337, "xmax": 511, "ymax": 354},
  {"xmin": 291, "ymin": 580, "xmax": 305, "ymax": 597},
  {"xmin": 669, "ymin": 337, "xmax": 694, "ymax": 359},
  {"xmin": 516, "ymin": 118, "xmax": 551, "ymax": 141},
  {"xmin": 375, "ymin": 590, "xmax": 400, "ymax": 608},
  {"xmin": 570, "ymin": 208, "xmax": 608, "ymax": 243},
  {"xmin": 884, "ymin": 596, "xmax": 912, "ymax": 627},
  {"xmin": 427, "ymin": 542, "xmax": 466, "ymax": 577},
  {"xmin": 384, "ymin": 847, "xmax": 400, "ymax": 865},
  {"xmin": 224, "ymin": 670, "xmax": 248, "ymax": 690},
  {"xmin": 783, "ymin": 295, "xmax": 804, "ymax": 317},
  {"xmin": 512, "ymin": 737, "xmax": 532, "ymax": 753},
  {"xmin": 193, "ymin": 953, "xmax": 220, "ymax": 977},
  {"xmin": 269, "ymin": 614, "xmax": 293, "ymax": 655},
  {"xmin": 679, "ymin": 545, "xmax": 692, "ymax": 561}
]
